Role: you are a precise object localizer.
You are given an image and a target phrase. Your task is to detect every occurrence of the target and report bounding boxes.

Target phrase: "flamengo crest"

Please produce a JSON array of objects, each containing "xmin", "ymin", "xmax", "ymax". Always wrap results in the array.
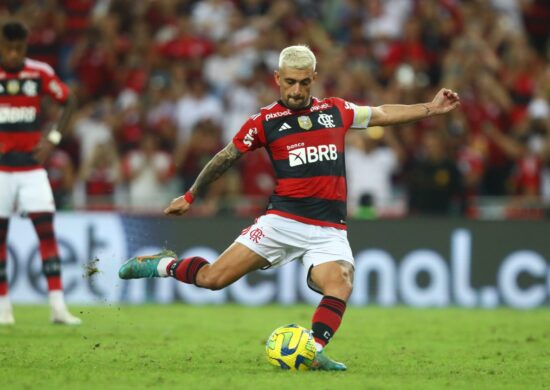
[{"xmin": 318, "ymin": 113, "xmax": 335, "ymax": 128}]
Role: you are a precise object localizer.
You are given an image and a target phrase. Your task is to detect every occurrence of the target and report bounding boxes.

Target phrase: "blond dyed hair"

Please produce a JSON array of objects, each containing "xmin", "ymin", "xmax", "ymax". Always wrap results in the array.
[{"xmin": 278, "ymin": 45, "xmax": 316, "ymax": 71}]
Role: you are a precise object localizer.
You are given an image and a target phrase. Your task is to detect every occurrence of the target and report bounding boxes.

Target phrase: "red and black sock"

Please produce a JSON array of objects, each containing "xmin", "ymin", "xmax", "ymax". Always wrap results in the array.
[
  {"xmin": 29, "ymin": 212, "xmax": 62, "ymax": 291},
  {"xmin": 0, "ymin": 218, "xmax": 8, "ymax": 295},
  {"xmin": 311, "ymin": 295, "xmax": 347, "ymax": 347},
  {"xmin": 167, "ymin": 256, "xmax": 209, "ymax": 286}
]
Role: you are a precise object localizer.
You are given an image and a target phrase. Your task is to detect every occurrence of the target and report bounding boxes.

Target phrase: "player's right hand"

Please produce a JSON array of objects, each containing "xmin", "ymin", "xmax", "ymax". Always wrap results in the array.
[
  {"xmin": 33, "ymin": 139, "xmax": 55, "ymax": 164},
  {"xmin": 164, "ymin": 195, "xmax": 191, "ymax": 216}
]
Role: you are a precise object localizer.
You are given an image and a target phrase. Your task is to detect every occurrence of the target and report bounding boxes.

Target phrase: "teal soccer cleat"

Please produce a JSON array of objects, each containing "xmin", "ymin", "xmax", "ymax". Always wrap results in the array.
[
  {"xmin": 311, "ymin": 350, "xmax": 347, "ymax": 371},
  {"xmin": 118, "ymin": 249, "xmax": 177, "ymax": 279}
]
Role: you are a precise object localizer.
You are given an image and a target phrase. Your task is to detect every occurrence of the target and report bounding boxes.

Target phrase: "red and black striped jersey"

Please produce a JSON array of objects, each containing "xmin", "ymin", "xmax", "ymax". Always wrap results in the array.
[
  {"xmin": 0, "ymin": 58, "xmax": 70, "ymax": 171},
  {"xmin": 233, "ymin": 97, "xmax": 372, "ymax": 229}
]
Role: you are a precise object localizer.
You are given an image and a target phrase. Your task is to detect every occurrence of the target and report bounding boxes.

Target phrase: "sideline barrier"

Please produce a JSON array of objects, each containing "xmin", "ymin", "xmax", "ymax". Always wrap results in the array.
[{"xmin": 5, "ymin": 213, "xmax": 550, "ymax": 308}]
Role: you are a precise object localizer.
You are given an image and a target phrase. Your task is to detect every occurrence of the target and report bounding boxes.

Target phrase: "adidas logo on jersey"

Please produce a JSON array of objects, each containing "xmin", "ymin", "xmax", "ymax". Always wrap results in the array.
[{"xmin": 278, "ymin": 122, "xmax": 291, "ymax": 132}]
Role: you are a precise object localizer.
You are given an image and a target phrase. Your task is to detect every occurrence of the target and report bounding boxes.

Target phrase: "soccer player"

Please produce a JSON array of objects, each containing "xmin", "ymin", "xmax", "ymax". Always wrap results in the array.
[
  {"xmin": 119, "ymin": 45, "xmax": 460, "ymax": 370},
  {"xmin": 0, "ymin": 21, "xmax": 81, "ymax": 325}
]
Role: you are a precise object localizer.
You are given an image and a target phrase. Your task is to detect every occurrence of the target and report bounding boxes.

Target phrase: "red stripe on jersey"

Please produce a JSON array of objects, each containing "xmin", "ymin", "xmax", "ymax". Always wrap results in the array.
[
  {"xmin": 275, "ymin": 176, "xmax": 346, "ymax": 201},
  {"xmin": 0, "ymin": 132, "xmax": 42, "ymax": 152},
  {"xmin": 266, "ymin": 210, "xmax": 347, "ymax": 230},
  {"xmin": 0, "ymin": 165, "xmax": 41, "ymax": 172},
  {"xmin": 268, "ymin": 129, "xmax": 346, "ymax": 160},
  {"xmin": 0, "ymin": 94, "xmax": 42, "ymax": 108}
]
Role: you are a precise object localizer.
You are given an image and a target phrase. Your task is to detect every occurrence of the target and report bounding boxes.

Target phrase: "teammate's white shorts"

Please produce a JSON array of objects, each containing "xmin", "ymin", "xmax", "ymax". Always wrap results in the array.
[
  {"xmin": 235, "ymin": 214, "xmax": 354, "ymax": 293},
  {"xmin": 0, "ymin": 169, "xmax": 55, "ymax": 217}
]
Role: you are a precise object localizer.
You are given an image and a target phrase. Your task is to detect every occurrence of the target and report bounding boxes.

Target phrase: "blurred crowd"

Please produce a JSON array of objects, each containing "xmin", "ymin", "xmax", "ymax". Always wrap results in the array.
[{"xmin": 2, "ymin": 0, "xmax": 550, "ymax": 219}]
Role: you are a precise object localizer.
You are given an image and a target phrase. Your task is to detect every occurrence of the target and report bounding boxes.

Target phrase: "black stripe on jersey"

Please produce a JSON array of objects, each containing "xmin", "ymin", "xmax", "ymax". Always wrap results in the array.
[
  {"xmin": 0, "ymin": 124, "xmax": 41, "ymax": 132},
  {"xmin": 272, "ymin": 152, "xmax": 345, "ymax": 179},
  {"xmin": 0, "ymin": 78, "xmax": 42, "ymax": 97},
  {"xmin": 267, "ymin": 195, "xmax": 346, "ymax": 225},
  {"xmin": 264, "ymin": 106, "xmax": 344, "ymax": 144},
  {"xmin": 0, "ymin": 151, "xmax": 38, "ymax": 167}
]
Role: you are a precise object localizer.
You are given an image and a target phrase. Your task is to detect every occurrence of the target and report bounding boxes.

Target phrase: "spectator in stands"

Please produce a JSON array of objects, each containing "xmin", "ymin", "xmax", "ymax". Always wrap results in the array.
[
  {"xmin": 174, "ymin": 120, "xmax": 229, "ymax": 215},
  {"xmin": 407, "ymin": 130, "xmax": 464, "ymax": 215},
  {"xmin": 24, "ymin": 2, "xmax": 63, "ymax": 69},
  {"xmin": 484, "ymin": 98, "xmax": 550, "ymax": 200},
  {"xmin": 113, "ymin": 89, "xmax": 144, "ymax": 153},
  {"xmin": 77, "ymin": 141, "xmax": 121, "ymax": 210},
  {"xmin": 72, "ymin": 100, "xmax": 115, "ymax": 164},
  {"xmin": 122, "ymin": 132, "xmax": 175, "ymax": 210},
  {"xmin": 143, "ymin": 73, "xmax": 178, "ymax": 152},
  {"xmin": 174, "ymin": 77, "xmax": 223, "ymax": 143},
  {"xmin": 204, "ymin": 38, "xmax": 243, "ymax": 96},
  {"xmin": 68, "ymin": 26, "xmax": 116, "ymax": 101},
  {"xmin": 346, "ymin": 126, "xmax": 404, "ymax": 217}
]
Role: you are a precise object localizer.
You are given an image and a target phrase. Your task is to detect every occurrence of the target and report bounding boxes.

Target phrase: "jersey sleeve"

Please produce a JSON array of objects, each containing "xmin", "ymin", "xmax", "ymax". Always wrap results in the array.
[
  {"xmin": 232, "ymin": 115, "xmax": 266, "ymax": 153},
  {"xmin": 42, "ymin": 69, "xmax": 70, "ymax": 104}
]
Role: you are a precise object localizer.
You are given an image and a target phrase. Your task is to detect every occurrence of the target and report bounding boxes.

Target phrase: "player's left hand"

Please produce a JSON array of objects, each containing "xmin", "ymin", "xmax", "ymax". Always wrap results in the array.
[
  {"xmin": 33, "ymin": 139, "xmax": 56, "ymax": 164},
  {"xmin": 430, "ymin": 88, "xmax": 461, "ymax": 114}
]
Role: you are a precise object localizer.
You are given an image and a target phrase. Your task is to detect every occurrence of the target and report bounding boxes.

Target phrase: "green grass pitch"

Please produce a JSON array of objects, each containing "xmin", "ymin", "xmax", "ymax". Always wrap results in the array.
[{"xmin": 1, "ymin": 305, "xmax": 549, "ymax": 389}]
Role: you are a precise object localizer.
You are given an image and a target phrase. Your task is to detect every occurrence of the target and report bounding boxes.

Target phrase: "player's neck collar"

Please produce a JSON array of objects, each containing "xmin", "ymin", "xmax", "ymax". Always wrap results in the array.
[
  {"xmin": 278, "ymin": 97, "xmax": 315, "ymax": 111},
  {"xmin": 0, "ymin": 61, "xmax": 24, "ymax": 74}
]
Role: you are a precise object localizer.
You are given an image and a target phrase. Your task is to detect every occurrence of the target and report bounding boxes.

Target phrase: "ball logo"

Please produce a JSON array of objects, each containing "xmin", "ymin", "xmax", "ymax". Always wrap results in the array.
[{"xmin": 288, "ymin": 144, "xmax": 337, "ymax": 167}]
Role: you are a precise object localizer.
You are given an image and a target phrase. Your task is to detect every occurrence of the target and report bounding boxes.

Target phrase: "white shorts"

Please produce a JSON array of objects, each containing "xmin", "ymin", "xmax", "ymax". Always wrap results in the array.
[
  {"xmin": 235, "ymin": 214, "xmax": 354, "ymax": 293},
  {"xmin": 0, "ymin": 169, "xmax": 55, "ymax": 217}
]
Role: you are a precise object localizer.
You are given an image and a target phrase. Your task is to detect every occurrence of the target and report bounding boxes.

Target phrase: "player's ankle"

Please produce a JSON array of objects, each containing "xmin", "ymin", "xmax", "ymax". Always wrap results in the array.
[
  {"xmin": 48, "ymin": 290, "xmax": 67, "ymax": 311},
  {"xmin": 157, "ymin": 257, "xmax": 175, "ymax": 277},
  {"xmin": 315, "ymin": 341, "xmax": 324, "ymax": 352}
]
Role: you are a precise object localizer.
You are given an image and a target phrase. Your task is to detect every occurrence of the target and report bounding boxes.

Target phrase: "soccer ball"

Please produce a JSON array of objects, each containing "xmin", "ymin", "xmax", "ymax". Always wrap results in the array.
[{"xmin": 265, "ymin": 324, "xmax": 317, "ymax": 371}]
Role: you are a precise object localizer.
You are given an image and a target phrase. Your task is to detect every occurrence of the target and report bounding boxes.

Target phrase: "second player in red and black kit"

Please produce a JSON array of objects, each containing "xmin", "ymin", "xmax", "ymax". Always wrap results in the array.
[{"xmin": 0, "ymin": 21, "xmax": 80, "ymax": 325}]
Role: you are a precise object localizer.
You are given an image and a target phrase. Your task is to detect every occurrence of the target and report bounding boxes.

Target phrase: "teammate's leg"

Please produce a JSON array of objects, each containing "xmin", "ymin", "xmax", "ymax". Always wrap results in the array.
[
  {"xmin": 20, "ymin": 170, "xmax": 80, "ymax": 324},
  {"xmin": 28, "ymin": 212, "xmax": 81, "ymax": 325},
  {"xmin": 119, "ymin": 242, "xmax": 269, "ymax": 290},
  {"xmin": 0, "ymin": 217, "xmax": 14, "ymax": 325},
  {"xmin": 29, "ymin": 212, "xmax": 63, "ymax": 291},
  {"xmin": 308, "ymin": 260, "xmax": 354, "ymax": 371},
  {"xmin": 0, "ymin": 171, "xmax": 15, "ymax": 325}
]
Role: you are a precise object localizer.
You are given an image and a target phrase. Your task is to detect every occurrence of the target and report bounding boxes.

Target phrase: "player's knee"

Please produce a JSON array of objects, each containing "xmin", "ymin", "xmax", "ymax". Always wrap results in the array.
[
  {"xmin": 326, "ymin": 266, "xmax": 354, "ymax": 299},
  {"xmin": 335, "ymin": 263, "xmax": 353, "ymax": 284},
  {"xmin": 327, "ymin": 283, "xmax": 352, "ymax": 301},
  {"xmin": 337, "ymin": 277, "xmax": 353, "ymax": 298}
]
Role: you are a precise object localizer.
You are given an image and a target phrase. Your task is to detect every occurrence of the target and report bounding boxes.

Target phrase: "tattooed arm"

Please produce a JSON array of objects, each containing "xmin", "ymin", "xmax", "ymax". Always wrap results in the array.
[
  {"xmin": 164, "ymin": 142, "xmax": 243, "ymax": 215},
  {"xmin": 368, "ymin": 88, "xmax": 460, "ymax": 127}
]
